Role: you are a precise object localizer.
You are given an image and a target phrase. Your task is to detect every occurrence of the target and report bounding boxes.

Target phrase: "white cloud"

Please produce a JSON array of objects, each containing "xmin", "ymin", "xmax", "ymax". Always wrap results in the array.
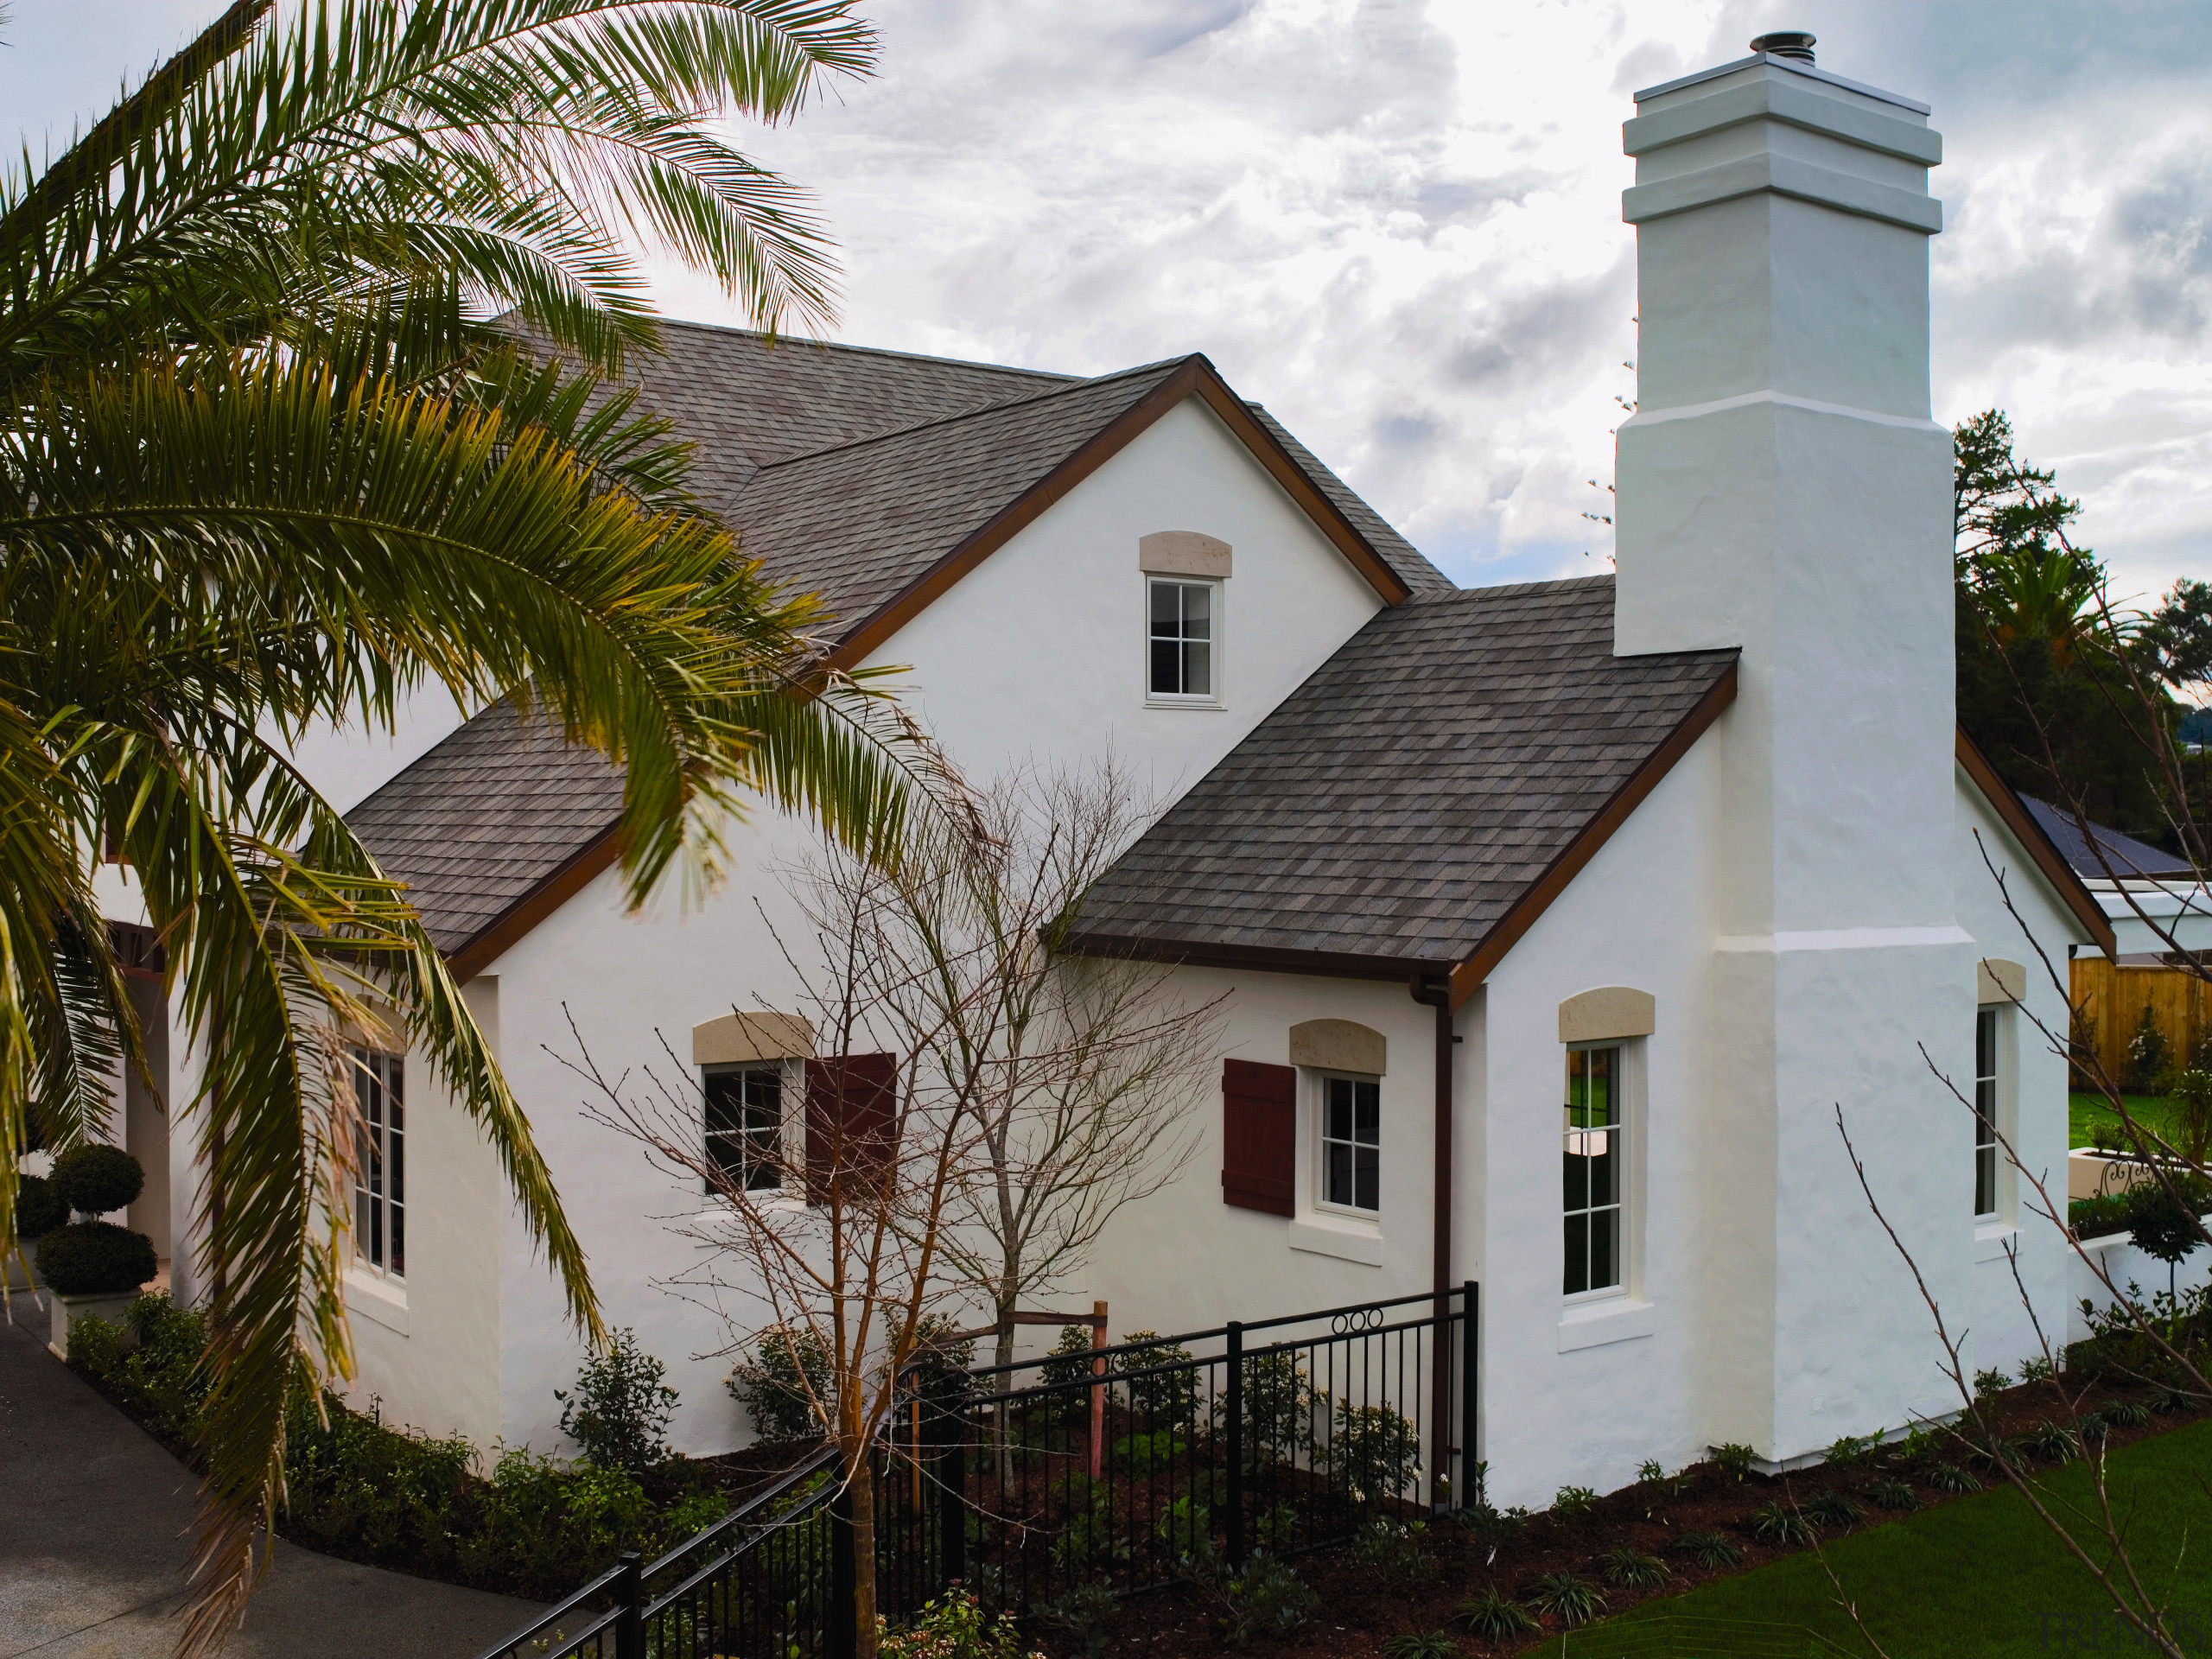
[{"xmin": 8, "ymin": 0, "xmax": 2209, "ymax": 601}]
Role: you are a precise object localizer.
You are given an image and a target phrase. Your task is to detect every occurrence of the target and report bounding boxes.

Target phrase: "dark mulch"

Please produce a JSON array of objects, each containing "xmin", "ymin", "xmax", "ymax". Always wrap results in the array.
[{"xmin": 1039, "ymin": 1373, "xmax": 2212, "ymax": 1657}]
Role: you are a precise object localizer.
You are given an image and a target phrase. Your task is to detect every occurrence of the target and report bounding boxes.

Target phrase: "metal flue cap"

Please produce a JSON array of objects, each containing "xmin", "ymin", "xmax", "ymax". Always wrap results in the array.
[{"xmin": 1750, "ymin": 30, "xmax": 1816, "ymax": 61}]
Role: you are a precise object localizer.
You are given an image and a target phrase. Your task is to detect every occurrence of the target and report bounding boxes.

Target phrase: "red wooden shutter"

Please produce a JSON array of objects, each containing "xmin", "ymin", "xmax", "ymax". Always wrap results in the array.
[
  {"xmin": 804, "ymin": 1053, "xmax": 899, "ymax": 1205},
  {"xmin": 1222, "ymin": 1058, "xmax": 1296, "ymax": 1216}
]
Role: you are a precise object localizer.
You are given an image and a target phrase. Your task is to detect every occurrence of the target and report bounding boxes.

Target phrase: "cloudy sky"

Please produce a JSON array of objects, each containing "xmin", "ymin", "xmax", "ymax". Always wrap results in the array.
[{"xmin": 8, "ymin": 0, "xmax": 2210, "ymax": 612}]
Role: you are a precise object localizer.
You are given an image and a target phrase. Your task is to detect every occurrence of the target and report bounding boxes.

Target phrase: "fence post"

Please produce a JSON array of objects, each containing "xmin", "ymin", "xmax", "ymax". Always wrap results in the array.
[
  {"xmin": 613, "ymin": 1550, "xmax": 644, "ymax": 1659},
  {"xmin": 1461, "ymin": 1281, "xmax": 1479, "ymax": 1513},
  {"xmin": 930, "ymin": 1372, "xmax": 967, "ymax": 1592},
  {"xmin": 830, "ymin": 1475, "xmax": 857, "ymax": 1659},
  {"xmin": 1224, "ymin": 1320, "xmax": 1245, "ymax": 1570},
  {"xmin": 1089, "ymin": 1299, "xmax": 1108, "ymax": 1482}
]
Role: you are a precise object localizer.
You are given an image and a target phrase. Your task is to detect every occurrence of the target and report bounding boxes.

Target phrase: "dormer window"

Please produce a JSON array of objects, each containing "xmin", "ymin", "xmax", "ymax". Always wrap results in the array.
[{"xmin": 1148, "ymin": 578, "xmax": 1216, "ymax": 699}]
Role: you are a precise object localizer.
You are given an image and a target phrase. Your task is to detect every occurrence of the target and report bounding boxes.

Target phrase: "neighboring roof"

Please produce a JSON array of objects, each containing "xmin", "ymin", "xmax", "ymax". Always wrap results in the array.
[
  {"xmin": 2020, "ymin": 796, "xmax": 2194, "ymax": 880},
  {"xmin": 347, "ymin": 702, "xmax": 624, "ymax": 958},
  {"xmin": 1954, "ymin": 736, "xmax": 2118, "ymax": 957},
  {"xmin": 353, "ymin": 325, "xmax": 1452, "ymax": 974},
  {"xmin": 1066, "ymin": 576, "xmax": 1739, "ymax": 1004}
]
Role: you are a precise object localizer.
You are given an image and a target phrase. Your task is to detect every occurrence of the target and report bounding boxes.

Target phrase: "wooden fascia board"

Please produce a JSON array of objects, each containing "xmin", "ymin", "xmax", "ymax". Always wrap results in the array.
[
  {"xmin": 825, "ymin": 356, "xmax": 1410, "ymax": 671},
  {"xmin": 446, "ymin": 823, "xmax": 626, "ymax": 983},
  {"xmin": 1955, "ymin": 728, "xmax": 2118, "ymax": 958},
  {"xmin": 1058, "ymin": 929, "xmax": 1452, "ymax": 983},
  {"xmin": 1446, "ymin": 660, "xmax": 1740, "ymax": 1007}
]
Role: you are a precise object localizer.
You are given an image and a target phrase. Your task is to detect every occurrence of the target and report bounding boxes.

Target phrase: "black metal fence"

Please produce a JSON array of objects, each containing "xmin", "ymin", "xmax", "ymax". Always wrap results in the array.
[{"xmin": 472, "ymin": 1282, "xmax": 1478, "ymax": 1659}]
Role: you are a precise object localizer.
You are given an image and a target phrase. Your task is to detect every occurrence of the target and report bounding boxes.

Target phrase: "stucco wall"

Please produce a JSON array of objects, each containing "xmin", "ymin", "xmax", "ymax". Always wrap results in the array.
[{"xmin": 467, "ymin": 392, "xmax": 1396, "ymax": 1458}]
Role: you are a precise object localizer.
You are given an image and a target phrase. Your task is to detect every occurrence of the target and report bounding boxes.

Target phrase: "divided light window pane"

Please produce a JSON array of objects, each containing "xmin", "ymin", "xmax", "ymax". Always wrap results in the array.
[
  {"xmin": 707, "ymin": 1068, "xmax": 783, "ymax": 1192},
  {"xmin": 350, "ymin": 1047, "xmax": 405, "ymax": 1278},
  {"xmin": 1147, "ymin": 579, "xmax": 1214, "ymax": 697},
  {"xmin": 1323, "ymin": 1075, "xmax": 1380, "ymax": 1211},
  {"xmin": 1974, "ymin": 1008, "xmax": 1998, "ymax": 1218},
  {"xmin": 1563, "ymin": 1046, "xmax": 1621, "ymax": 1296}
]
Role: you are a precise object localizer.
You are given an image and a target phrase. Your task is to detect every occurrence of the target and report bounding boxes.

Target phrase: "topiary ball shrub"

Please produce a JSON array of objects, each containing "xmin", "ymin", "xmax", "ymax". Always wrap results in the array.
[
  {"xmin": 36, "ymin": 1220, "xmax": 157, "ymax": 1295},
  {"xmin": 16, "ymin": 1173, "xmax": 67, "ymax": 1236},
  {"xmin": 49, "ymin": 1144, "xmax": 145, "ymax": 1218}
]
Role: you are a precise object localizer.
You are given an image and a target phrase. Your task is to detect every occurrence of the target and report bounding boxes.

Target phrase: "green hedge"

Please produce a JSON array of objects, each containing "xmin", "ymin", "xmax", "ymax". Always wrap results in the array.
[{"xmin": 70, "ymin": 1294, "xmax": 733, "ymax": 1600}]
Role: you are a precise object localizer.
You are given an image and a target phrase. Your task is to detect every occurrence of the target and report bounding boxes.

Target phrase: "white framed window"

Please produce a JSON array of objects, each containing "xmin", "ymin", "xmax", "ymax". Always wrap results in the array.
[
  {"xmin": 705, "ymin": 1065, "xmax": 785, "ymax": 1193},
  {"xmin": 351, "ymin": 1047, "xmax": 404, "ymax": 1279},
  {"xmin": 1318, "ymin": 1074, "xmax": 1380, "ymax": 1214},
  {"xmin": 1147, "ymin": 578, "xmax": 1219, "ymax": 702},
  {"xmin": 1974, "ymin": 1008, "xmax": 1999, "ymax": 1220},
  {"xmin": 1563, "ymin": 1044, "xmax": 1623, "ymax": 1299}
]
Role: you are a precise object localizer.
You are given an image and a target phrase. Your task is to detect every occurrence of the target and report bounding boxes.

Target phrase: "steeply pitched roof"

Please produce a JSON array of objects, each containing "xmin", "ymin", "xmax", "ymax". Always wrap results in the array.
[
  {"xmin": 1067, "ymin": 576, "xmax": 1738, "ymax": 992},
  {"xmin": 347, "ymin": 702, "xmax": 625, "ymax": 957},
  {"xmin": 351, "ymin": 327, "xmax": 1452, "ymax": 972},
  {"xmin": 2022, "ymin": 796, "xmax": 2193, "ymax": 880}
]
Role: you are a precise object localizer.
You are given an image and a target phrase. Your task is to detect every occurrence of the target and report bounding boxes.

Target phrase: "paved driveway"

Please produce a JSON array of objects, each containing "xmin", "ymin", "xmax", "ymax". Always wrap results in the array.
[{"xmin": 0, "ymin": 1295, "xmax": 544, "ymax": 1659}]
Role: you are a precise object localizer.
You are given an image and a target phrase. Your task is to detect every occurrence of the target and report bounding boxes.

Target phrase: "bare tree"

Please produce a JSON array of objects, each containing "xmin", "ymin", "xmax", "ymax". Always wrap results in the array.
[
  {"xmin": 880, "ymin": 764, "xmax": 1220, "ymax": 1376},
  {"xmin": 558, "ymin": 831, "xmax": 995, "ymax": 1659}
]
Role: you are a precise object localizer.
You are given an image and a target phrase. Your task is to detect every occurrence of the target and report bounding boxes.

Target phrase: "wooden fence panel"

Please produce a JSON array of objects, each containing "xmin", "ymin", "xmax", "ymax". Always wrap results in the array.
[{"xmin": 2070, "ymin": 956, "xmax": 2212, "ymax": 1084}]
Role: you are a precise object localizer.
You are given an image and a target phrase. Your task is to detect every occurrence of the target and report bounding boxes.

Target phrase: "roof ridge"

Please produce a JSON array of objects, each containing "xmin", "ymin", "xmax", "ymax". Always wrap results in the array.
[
  {"xmin": 754, "ymin": 355, "xmax": 1197, "ymax": 474},
  {"xmin": 650, "ymin": 315, "xmax": 1084, "ymax": 385}
]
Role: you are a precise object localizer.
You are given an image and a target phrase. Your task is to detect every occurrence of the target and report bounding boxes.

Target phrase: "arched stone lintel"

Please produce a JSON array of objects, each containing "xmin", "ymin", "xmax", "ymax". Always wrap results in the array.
[
  {"xmin": 1139, "ymin": 530, "xmax": 1232, "ymax": 579},
  {"xmin": 1288, "ymin": 1018, "xmax": 1386, "ymax": 1076},
  {"xmin": 693, "ymin": 1012, "xmax": 815, "ymax": 1065},
  {"xmin": 1558, "ymin": 987, "xmax": 1656, "ymax": 1045}
]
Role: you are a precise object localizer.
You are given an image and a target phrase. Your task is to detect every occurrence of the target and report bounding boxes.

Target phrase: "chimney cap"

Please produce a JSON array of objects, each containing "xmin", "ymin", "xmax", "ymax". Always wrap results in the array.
[{"xmin": 1750, "ymin": 30, "xmax": 1816, "ymax": 62}]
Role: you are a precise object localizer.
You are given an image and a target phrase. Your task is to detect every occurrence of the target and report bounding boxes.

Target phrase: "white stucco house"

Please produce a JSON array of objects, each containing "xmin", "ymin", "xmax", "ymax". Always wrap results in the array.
[{"xmin": 106, "ymin": 40, "xmax": 2127, "ymax": 1509}]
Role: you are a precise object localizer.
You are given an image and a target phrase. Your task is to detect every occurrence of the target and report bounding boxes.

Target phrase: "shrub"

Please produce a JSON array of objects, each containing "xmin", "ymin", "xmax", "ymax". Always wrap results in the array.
[
  {"xmin": 1637, "ymin": 1458, "xmax": 1666, "ymax": 1484},
  {"xmin": 16, "ymin": 1173, "xmax": 67, "ymax": 1236},
  {"xmin": 1154, "ymin": 1494, "xmax": 1211, "ymax": 1558},
  {"xmin": 1254, "ymin": 1503, "xmax": 1298, "ymax": 1554},
  {"xmin": 1032, "ymin": 1582, "xmax": 1116, "ymax": 1659},
  {"xmin": 1381, "ymin": 1633, "xmax": 1457, "ymax": 1659},
  {"xmin": 1039, "ymin": 1323, "xmax": 1102, "ymax": 1389},
  {"xmin": 1972, "ymin": 1366, "xmax": 2011, "ymax": 1398},
  {"xmin": 2104, "ymin": 1398, "xmax": 2152, "ymax": 1428},
  {"xmin": 1748, "ymin": 1501, "xmax": 1813, "ymax": 1546},
  {"xmin": 1712, "ymin": 1442, "xmax": 1758, "ymax": 1480},
  {"xmin": 49, "ymin": 1144, "xmax": 144, "ymax": 1217},
  {"xmin": 37, "ymin": 1220, "xmax": 156, "ymax": 1294},
  {"xmin": 728, "ymin": 1325, "xmax": 833, "ymax": 1442},
  {"xmin": 1349, "ymin": 1517, "xmax": 1434, "ymax": 1583},
  {"xmin": 879, "ymin": 1586, "xmax": 1034, "ymax": 1659},
  {"xmin": 2123, "ymin": 1178, "xmax": 2212, "ymax": 1285},
  {"xmin": 1670, "ymin": 1529, "xmax": 1744, "ymax": 1568},
  {"xmin": 1599, "ymin": 1546, "xmax": 1669, "ymax": 1589},
  {"xmin": 1524, "ymin": 1570, "xmax": 1605, "ymax": 1627},
  {"xmin": 1550, "ymin": 1484, "xmax": 1597, "ymax": 1523},
  {"xmin": 2020, "ymin": 1419, "xmax": 2080, "ymax": 1463},
  {"xmin": 1051, "ymin": 1477, "xmax": 1128, "ymax": 1577},
  {"xmin": 907, "ymin": 1314, "xmax": 976, "ymax": 1389},
  {"xmin": 2122, "ymin": 1005, "xmax": 2174, "ymax": 1096},
  {"xmin": 556, "ymin": 1329, "xmax": 677, "ymax": 1473},
  {"xmin": 1452, "ymin": 1586, "xmax": 1538, "ymax": 1638},
  {"xmin": 2072, "ymin": 1192, "xmax": 2133, "ymax": 1240},
  {"xmin": 1822, "ymin": 1432, "xmax": 1878, "ymax": 1470},
  {"xmin": 1866, "ymin": 1478, "xmax": 1919, "ymax": 1511},
  {"xmin": 1230, "ymin": 1351, "xmax": 1320, "ymax": 1466},
  {"xmin": 2019, "ymin": 1353, "xmax": 2056, "ymax": 1383},
  {"xmin": 1802, "ymin": 1490, "xmax": 1864, "ymax": 1529},
  {"xmin": 1332, "ymin": 1399, "xmax": 1421, "ymax": 1508},
  {"xmin": 1216, "ymin": 1553, "xmax": 1315, "ymax": 1647},
  {"xmin": 1116, "ymin": 1331, "xmax": 1200, "ymax": 1428},
  {"xmin": 1926, "ymin": 1462, "xmax": 1980, "ymax": 1493}
]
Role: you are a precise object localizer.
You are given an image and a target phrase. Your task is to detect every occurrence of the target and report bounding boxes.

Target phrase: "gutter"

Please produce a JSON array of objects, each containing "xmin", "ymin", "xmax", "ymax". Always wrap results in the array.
[{"xmin": 1410, "ymin": 973, "xmax": 1456, "ymax": 1504}]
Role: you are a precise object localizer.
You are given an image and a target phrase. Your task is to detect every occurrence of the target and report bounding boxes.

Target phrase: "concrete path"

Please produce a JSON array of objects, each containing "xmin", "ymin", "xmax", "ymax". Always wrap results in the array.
[{"xmin": 0, "ymin": 1294, "xmax": 545, "ymax": 1659}]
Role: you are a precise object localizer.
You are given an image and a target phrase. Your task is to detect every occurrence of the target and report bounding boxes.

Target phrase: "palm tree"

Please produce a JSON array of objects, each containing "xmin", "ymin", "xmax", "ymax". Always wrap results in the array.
[{"xmin": 0, "ymin": 3, "xmax": 960, "ymax": 1648}]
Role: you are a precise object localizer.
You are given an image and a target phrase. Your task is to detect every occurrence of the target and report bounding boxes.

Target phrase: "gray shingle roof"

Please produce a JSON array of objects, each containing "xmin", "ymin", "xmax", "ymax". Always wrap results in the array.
[
  {"xmin": 2022, "ymin": 797, "xmax": 2192, "ymax": 880},
  {"xmin": 347, "ymin": 702, "xmax": 624, "ymax": 956},
  {"xmin": 1071, "ymin": 575, "xmax": 1738, "ymax": 969},
  {"xmin": 351, "ymin": 326, "xmax": 1454, "ymax": 959}
]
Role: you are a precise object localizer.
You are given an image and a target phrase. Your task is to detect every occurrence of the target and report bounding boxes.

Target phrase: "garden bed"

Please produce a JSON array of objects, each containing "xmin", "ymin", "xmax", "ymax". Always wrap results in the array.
[{"xmin": 1029, "ymin": 1366, "xmax": 2212, "ymax": 1656}]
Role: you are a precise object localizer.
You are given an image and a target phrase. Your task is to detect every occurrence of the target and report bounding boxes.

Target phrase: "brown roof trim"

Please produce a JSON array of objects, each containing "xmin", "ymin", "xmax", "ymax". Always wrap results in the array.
[
  {"xmin": 1955, "ymin": 728, "xmax": 2117, "ymax": 958},
  {"xmin": 1447, "ymin": 658, "xmax": 1740, "ymax": 1007},
  {"xmin": 1058, "ymin": 930, "xmax": 1452, "ymax": 984},
  {"xmin": 447, "ymin": 822, "xmax": 626, "ymax": 983},
  {"xmin": 825, "ymin": 355, "xmax": 1411, "ymax": 670}
]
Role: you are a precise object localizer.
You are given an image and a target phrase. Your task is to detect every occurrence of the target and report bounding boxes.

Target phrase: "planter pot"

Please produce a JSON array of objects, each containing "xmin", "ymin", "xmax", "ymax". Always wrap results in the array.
[{"xmin": 48, "ymin": 1287, "xmax": 140, "ymax": 1362}]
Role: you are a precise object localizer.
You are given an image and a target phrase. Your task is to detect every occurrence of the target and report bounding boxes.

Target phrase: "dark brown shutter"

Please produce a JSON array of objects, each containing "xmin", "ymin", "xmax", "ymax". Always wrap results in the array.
[
  {"xmin": 804, "ymin": 1053, "xmax": 899, "ymax": 1205},
  {"xmin": 1222, "ymin": 1058, "xmax": 1295, "ymax": 1216}
]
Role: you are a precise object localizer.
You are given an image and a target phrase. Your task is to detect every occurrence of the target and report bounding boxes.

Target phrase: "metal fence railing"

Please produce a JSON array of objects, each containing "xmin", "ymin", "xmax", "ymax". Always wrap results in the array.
[{"xmin": 472, "ymin": 1281, "xmax": 1478, "ymax": 1659}]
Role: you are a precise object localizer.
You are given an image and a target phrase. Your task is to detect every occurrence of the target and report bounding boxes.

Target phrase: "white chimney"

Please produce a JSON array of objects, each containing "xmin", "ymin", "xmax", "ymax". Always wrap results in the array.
[{"xmin": 1614, "ymin": 39, "xmax": 1971, "ymax": 1460}]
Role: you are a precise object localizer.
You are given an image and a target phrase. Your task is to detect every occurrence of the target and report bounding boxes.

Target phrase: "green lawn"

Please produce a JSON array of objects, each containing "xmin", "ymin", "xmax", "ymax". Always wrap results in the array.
[
  {"xmin": 1524, "ymin": 1417, "xmax": 2212, "ymax": 1656},
  {"xmin": 2070, "ymin": 1090, "xmax": 2187, "ymax": 1151}
]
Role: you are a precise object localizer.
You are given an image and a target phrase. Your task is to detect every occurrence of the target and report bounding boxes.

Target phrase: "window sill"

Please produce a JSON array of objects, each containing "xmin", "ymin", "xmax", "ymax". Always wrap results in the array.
[
  {"xmin": 1557, "ymin": 1297, "xmax": 1655, "ymax": 1353},
  {"xmin": 1144, "ymin": 696, "xmax": 1225, "ymax": 712},
  {"xmin": 1287, "ymin": 1217, "xmax": 1383, "ymax": 1268},
  {"xmin": 345, "ymin": 1267, "xmax": 410, "ymax": 1338},
  {"xmin": 1974, "ymin": 1223, "xmax": 2019, "ymax": 1264}
]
